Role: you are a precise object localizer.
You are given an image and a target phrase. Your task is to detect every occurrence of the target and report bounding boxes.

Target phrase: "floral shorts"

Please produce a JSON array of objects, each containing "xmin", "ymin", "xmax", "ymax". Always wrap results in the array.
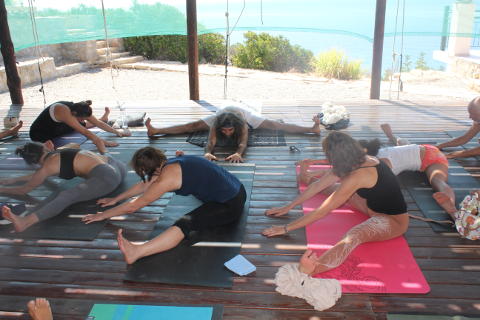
[{"xmin": 455, "ymin": 194, "xmax": 480, "ymax": 240}]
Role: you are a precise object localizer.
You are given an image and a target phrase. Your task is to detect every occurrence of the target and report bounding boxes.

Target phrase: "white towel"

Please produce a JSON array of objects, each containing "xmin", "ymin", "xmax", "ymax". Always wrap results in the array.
[{"xmin": 274, "ymin": 263, "xmax": 342, "ymax": 311}]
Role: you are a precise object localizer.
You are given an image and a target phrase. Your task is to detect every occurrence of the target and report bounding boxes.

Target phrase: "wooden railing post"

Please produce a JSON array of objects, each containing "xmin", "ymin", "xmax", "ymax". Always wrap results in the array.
[
  {"xmin": 186, "ymin": 0, "xmax": 199, "ymax": 100},
  {"xmin": 0, "ymin": 0, "xmax": 23, "ymax": 105}
]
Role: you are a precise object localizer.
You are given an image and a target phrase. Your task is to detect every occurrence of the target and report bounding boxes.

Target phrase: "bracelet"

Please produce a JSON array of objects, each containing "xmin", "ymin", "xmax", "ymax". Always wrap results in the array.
[{"xmin": 283, "ymin": 224, "xmax": 289, "ymax": 234}]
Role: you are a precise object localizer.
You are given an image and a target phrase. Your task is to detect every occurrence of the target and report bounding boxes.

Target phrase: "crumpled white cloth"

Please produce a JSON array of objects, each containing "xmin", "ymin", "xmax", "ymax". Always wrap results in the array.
[{"xmin": 274, "ymin": 263, "xmax": 342, "ymax": 311}]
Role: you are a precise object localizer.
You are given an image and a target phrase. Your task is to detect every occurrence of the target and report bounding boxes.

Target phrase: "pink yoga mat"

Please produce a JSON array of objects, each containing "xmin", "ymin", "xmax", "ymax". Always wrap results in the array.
[{"xmin": 297, "ymin": 165, "xmax": 430, "ymax": 294}]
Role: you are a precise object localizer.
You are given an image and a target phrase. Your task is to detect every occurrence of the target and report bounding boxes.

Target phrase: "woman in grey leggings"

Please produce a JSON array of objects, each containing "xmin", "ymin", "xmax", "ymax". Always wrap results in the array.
[{"xmin": 0, "ymin": 142, "xmax": 127, "ymax": 232}]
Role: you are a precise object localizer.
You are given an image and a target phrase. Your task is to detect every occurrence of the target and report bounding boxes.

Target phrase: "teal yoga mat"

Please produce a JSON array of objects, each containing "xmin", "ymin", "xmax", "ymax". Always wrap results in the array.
[{"xmin": 87, "ymin": 304, "xmax": 222, "ymax": 320}]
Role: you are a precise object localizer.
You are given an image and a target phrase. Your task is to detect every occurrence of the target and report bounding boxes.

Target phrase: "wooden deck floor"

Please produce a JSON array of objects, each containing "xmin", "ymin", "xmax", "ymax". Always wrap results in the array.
[{"xmin": 0, "ymin": 99, "xmax": 479, "ymax": 319}]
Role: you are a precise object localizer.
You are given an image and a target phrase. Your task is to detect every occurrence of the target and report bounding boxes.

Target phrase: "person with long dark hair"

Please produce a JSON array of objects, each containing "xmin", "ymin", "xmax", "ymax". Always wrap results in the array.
[
  {"xmin": 145, "ymin": 105, "xmax": 321, "ymax": 163},
  {"xmin": 0, "ymin": 142, "xmax": 127, "ymax": 232},
  {"xmin": 29, "ymin": 100, "xmax": 130, "ymax": 154},
  {"xmin": 263, "ymin": 131, "xmax": 409, "ymax": 276},
  {"xmin": 82, "ymin": 147, "xmax": 247, "ymax": 264}
]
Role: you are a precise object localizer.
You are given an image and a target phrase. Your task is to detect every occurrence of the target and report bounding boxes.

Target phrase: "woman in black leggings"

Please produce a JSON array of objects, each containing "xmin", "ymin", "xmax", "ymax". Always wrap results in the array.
[
  {"xmin": 0, "ymin": 142, "xmax": 126, "ymax": 232},
  {"xmin": 82, "ymin": 147, "xmax": 246, "ymax": 264}
]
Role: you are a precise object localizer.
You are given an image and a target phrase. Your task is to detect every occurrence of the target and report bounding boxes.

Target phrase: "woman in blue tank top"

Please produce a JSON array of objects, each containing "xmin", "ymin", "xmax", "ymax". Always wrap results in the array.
[
  {"xmin": 262, "ymin": 131, "xmax": 409, "ymax": 276},
  {"xmin": 82, "ymin": 147, "xmax": 247, "ymax": 264}
]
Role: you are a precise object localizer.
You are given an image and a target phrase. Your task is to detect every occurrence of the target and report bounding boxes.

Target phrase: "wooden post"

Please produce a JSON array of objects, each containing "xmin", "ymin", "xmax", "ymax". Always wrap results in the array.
[
  {"xmin": 0, "ymin": 0, "xmax": 23, "ymax": 105},
  {"xmin": 370, "ymin": 0, "xmax": 386, "ymax": 100},
  {"xmin": 186, "ymin": 0, "xmax": 199, "ymax": 100}
]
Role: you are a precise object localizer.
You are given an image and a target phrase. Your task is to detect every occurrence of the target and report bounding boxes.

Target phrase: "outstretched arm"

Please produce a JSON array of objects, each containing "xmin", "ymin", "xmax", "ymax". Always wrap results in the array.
[
  {"xmin": 445, "ymin": 146, "xmax": 480, "ymax": 159},
  {"xmin": 96, "ymin": 178, "xmax": 155, "ymax": 207},
  {"xmin": 437, "ymin": 122, "xmax": 480, "ymax": 149},
  {"xmin": 0, "ymin": 166, "xmax": 52, "ymax": 195},
  {"xmin": 204, "ymin": 127, "xmax": 218, "ymax": 161},
  {"xmin": 87, "ymin": 115, "xmax": 130, "ymax": 137},
  {"xmin": 265, "ymin": 169, "xmax": 339, "ymax": 216},
  {"xmin": 226, "ymin": 123, "xmax": 249, "ymax": 163},
  {"xmin": 84, "ymin": 165, "xmax": 180, "ymax": 223},
  {"xmin": 263, "ymin": 172, "xmax": 361, "ymax": 237}
]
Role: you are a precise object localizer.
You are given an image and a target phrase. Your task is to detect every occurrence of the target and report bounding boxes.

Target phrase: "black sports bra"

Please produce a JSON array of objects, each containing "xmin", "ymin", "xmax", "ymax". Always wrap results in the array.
[
  {"xmin": 46, "ymin": 148, "xmax": 81, "ymax": 180},
  {"xmin": 356, "ymin": 160, "xmax": 407, "ymax": 215}
]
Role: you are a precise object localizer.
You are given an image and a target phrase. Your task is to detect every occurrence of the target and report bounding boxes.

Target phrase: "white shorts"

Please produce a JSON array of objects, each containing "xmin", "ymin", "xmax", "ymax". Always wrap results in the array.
[{"xmin": 202, "ymin": 106, "xmax": 266, "ymax": 129}]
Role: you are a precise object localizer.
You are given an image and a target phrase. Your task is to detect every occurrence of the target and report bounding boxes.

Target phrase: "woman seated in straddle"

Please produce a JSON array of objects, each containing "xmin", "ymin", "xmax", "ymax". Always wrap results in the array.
[
  {"xmin": 81, "ymin": 147, "xmax": 247, "ymax": 264},
  {"xmin": 29, "ymin": 100, "xmax": 130, "ymax": 154},
  {"xmin": 299, "ymin": 123, "xmax": 455, "ymax": 218},
  {"xmin": 146, "ymin": 105, "xmax": 321, "ymax": 163},
  {"xmin": 262, "ymin": 131, "xmax": 409, "ymax": 276},
  {"xmin": 0, "ymin": 142, "xmax": 127, "ymax": 232}
]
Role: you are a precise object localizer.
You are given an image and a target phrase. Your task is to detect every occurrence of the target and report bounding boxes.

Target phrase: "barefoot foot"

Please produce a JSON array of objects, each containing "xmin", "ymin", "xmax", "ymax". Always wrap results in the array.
[
  {"xmin": 117, "ymin": 229, "xmax": 141, "ymax": 264},
  {"xmin": 145, "ymin": 117, "xmax": 158, "ymax": 137},
  {"xmin": 311, "ymin": 115, "xmax": 321, "ymax": 136},
  {"xmin": 7, "ymin": 120, "xmax": 23, "ymax": 136},
  {"xmin": 433, "ymin": 192, "xmax": 457, "ymax": 216},
  {"xmin": 27, "ymin": 298, "xmax": 53, "ymax": 320},
  {"xmin": 99, "ymin": 107, "xmax": 111, "ymax": 123},
  {"xmin": 2, "ymin": 205, "xmax": 38, "ymax": 232}
]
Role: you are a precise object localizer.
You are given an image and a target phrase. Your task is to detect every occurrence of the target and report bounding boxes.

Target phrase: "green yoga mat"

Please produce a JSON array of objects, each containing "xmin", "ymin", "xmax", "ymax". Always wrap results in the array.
[
  {"xmin": 88, "ymin": 303, "xmax": 223, "ymax": 320},
  {"xmin": 398, "ymin": 159, "xmax": 479, "ymax": 233},
  {"xmin": 124, "ymin": 164, "xmax": 255, "ymax": 288}
]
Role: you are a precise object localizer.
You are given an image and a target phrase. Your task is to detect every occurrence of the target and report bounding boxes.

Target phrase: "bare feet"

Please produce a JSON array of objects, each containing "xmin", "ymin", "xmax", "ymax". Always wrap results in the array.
[
  {"xmin": 433, "ymin": 192, "xmax": 457, "ymax": 216},
  {"xmin": 99, "ymin": 107, "xmax": 110, "ymax": 123},
  {"xmin": 311, "ymin": 115, "xmax": 321, "ymax": 135},
  {"xmin": 145, "ymin": 117, "xmax": 158, "ymax": 137},
  {"xmin": 27, "ymin": 298, "xmax": 53, "ymax": 320},
  {"xmin": 380, "ymin": 123, "xmax": 396, "ymax": 144},
  {"xmin": 117, "ymin": 229, "xmax": 140, "ymax": 264},
  {"xmin": 2, "ymin": 206, "xmax": 38, "ymax": 232},
  {"xmin": 7, "ymin": 120, "xmax": 23, "ymax": 136}
]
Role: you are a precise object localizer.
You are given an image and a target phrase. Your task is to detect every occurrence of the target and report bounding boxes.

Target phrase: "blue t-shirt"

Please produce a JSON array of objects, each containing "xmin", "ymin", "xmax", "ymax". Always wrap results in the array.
[{"xmin": 166, "ymin": 155, "xmax": 241, "ymax": 203}]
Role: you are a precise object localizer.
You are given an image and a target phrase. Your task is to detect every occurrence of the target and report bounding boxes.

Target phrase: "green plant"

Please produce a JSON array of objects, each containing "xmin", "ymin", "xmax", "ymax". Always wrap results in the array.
[
  {"xmin": 415, "ymin": 52, "xmax": 429, "ymax": 70},
  {"xmin": 124, "ymin": 33, "xmax": 225, "ymax": 64},
  {"xmin": 231, "ymin": 32, "xmax": 313, "ymax": 72},
  {"xmin": 312, "ymin": 49, "xmax": 362, "ymax": 80},
  {"xmin": 401, "ymin": 54, "xmax": 412, "ymax": 72}
]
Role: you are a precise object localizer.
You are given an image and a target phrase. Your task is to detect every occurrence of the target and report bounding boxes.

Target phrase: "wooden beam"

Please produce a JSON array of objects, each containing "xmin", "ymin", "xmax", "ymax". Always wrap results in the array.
[
  {"xmin": 186, "ymin": 0, "xmax": 199, "ymax": 101},
  {"xmin": 0, "ymin": 0, "xmax": 23, "ymax": 105},
  {"xmin": 370, "ymin": 0, "xmax": 386, "ymax": 100}
]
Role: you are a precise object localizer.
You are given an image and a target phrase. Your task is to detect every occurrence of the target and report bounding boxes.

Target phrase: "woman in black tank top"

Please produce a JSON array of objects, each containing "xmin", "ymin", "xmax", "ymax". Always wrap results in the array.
[
  {"xmin": 29, "ymin": 100, "xmax": 131, "ymax": 154},
  {"xmin": 262, "ymin": 131, "xmax": 409, "ymax": 276}
]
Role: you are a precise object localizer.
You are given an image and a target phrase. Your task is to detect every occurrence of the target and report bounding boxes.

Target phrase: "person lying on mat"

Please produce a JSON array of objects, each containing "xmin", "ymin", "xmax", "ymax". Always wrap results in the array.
[
  {"xmin": 29, "ymin": 100, "xmax": 131, "ymax": 154},
  {"xmin": 262, "ymin": 131, "xmax": 409, "ymax": 276},
  {"xmin": 145, "ymin": 105, "xmax": 321, "ymax": 163},
  {"xmin": 82, "ymin": 147, "xmax": 247, "ymax": 264},
  {"xmin": 437, "ymin": 96, "xmax": 480, "ymax": 159},
  {"xmin": 0, "ymin": 142, "xmax": 127, "ymax": 232},
  {"xmin": 299, "ymin": 124, "xmax": 455, "ymax": 218},
  {"xmin": 0, "ymin": 120, "xmax": 23, "ymax": 139}
]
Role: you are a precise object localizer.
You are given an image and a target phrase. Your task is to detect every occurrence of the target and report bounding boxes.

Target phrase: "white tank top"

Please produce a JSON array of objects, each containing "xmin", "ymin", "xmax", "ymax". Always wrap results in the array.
[{"xmin": 377, "ymin": 144, "xmax": 421, "ymax": 175}]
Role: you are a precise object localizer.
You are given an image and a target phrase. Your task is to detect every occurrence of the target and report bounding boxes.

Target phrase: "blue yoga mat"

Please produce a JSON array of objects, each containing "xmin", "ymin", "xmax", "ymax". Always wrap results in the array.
[{"xmin": 87, "ymin": 304, "xmax": 216, "ymax": 320}]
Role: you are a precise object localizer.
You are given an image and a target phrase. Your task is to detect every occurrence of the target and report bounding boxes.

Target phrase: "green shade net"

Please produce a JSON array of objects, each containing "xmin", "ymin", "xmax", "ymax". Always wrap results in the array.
[{"xmin": 4, "ymin": 0, "xmax": 480, "ymax": 69}]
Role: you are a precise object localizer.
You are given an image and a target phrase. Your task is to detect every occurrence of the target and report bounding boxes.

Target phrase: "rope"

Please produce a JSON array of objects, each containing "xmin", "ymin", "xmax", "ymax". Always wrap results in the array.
[
  {"xmin": 223, "ymin": 0, "xmax": 246, "ymax": 99},
  {"xmin": 409, "ymin": 214, "xmax": 454, "ymax": 225},
  {"xmin": 396, "ymin": 0, "xmax": 406, "ymax": 100},
  {"xmin": 388, "ymin": 0, "xmax": 401, "ymax": 100},
  {"xmin": 100, "ymin": 0, "xmax": 126, "ymax": 125},
  {"xmin": 27, "ymin": 0, "xmax": 46, "ymax": 107}
]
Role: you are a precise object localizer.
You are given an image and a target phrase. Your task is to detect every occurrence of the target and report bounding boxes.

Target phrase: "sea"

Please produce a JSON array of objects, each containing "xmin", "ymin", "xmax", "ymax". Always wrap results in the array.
[
  {"xmin": 33, "ymin": 0, "xmax": 480, "ymax": 73},
  {"xmin": 192, "ymin": 0, "xmax": 480, "ymax": 73}
]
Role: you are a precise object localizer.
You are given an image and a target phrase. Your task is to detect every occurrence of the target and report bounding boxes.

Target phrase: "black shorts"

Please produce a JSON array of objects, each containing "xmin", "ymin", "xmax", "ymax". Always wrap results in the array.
[{"xmin": 173, "ymin": 184, "xmax": 247, "ymax": 237}]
